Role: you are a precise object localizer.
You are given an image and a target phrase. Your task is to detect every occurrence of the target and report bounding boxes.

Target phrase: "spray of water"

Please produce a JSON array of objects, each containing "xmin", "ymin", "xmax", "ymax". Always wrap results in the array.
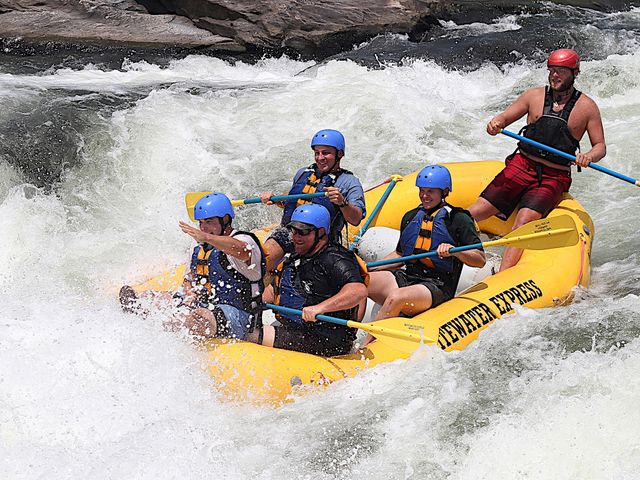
[{"xmin": 2, "ymin": 7, "xmax": 640, "ymax": 479}]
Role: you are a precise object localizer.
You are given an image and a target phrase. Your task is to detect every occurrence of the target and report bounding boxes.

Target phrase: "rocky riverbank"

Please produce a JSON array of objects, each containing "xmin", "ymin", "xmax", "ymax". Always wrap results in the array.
[{"xmin": 0, "ymin": 0, "xmax": 637, "ymax": 60}]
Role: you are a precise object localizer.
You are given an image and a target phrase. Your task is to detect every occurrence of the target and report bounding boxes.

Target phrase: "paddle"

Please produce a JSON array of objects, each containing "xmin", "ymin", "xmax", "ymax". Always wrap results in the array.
[
  {"xmin": 501, "ymin": 129, "xmax": 640, "ymax": 187},
  {"xmin": 185, "ymin": 191, "xmax": 328, "ymax": 222},
  {"xmin": 367, "ymin": 214, "xmax": 578, "ymax": 268},
  {"xmin": 349, "ymin": 174, "xmax": 402, "ymax": 251},
  {"xmin": 265, "ymin": 303, "xmax": 438, "ymax": 354}
]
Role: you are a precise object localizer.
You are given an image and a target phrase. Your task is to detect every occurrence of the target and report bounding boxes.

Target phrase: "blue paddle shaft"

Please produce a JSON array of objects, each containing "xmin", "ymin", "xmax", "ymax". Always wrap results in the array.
[
  {"xmin": 367, "ymin": 243, "xmax": 481, "ymax": 268},
  {"xmin": 243, "ymin": 192, "xmax": 327, "ymax": 205},
  {"xmin": 265, "ymin": 303, "xmax": 349, "ymax": 326},
  {"xmin": 349, "ymin": 178, "xmax": 398, "ymax": 251},
  {"xmin": 501, "ymin": 129, "xmax": 639, "ymax": 186}
]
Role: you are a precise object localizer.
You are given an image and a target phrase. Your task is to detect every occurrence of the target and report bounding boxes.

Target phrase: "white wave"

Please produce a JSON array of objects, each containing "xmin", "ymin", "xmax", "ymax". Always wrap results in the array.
[
  {"xmin": 0, "ymin": 55, "xmax": 313, "ymax": 94},
  {"xmin": 439, "ymin": 14, "xmax": 524, "ymax": 38},
  {"xmin": 2, "ymin": 22, "xmax": 640, "ymax": 478}
]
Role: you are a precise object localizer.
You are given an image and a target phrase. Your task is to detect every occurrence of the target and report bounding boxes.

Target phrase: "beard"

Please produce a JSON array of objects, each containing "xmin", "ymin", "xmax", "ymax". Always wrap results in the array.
[{"xmin": 548, "ymin": 74, "xmax": 575, "ymax": 93}]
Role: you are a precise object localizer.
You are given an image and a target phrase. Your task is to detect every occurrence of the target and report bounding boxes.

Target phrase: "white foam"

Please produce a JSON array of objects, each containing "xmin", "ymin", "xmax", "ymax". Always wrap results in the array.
[{"xmin": 2, "ymin": 21, "xmax": 640, "ymax": 477}]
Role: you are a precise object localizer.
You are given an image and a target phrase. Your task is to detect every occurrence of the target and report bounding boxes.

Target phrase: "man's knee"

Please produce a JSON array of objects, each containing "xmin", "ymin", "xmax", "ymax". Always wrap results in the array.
[
  {"xmin": 367, "ymin": 271, "xmax": 394, "ymax": 303},
  {"xmin": 513, "ymin": 208, "xmax": 542, "ymax": 228},
  {"xmin": 469, "ymin": 197, "xmax": 497, "ymax": 221},
  {"xmin": 384, "ymin": 289, "xmax": 406, "ymax": 307},
  {"xmin": 184, "ymin": 307, "xmax": 217, "ymax": 338},
  {"xmin": 367, "ymin": 271, "xmax": 385, "ymax": 293}
]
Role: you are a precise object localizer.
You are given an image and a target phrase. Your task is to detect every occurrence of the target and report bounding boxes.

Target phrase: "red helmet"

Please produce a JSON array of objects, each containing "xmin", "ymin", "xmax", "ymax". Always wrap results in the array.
[{"xmin": 547, "ymin": 49, "xmax": 580, "ymax": 72}]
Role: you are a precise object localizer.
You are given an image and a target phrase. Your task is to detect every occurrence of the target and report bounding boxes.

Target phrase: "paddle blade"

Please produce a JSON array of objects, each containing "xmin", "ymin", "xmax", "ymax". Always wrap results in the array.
[
  {"xmin": 360, "ymin": 317, "xmax": 440, "ymax": 354},
  {"xmin": 497, "ymin": 214, "xmax": 579, "ymax": 250},
  {"xmin": 185, "ymin": 191, "xmax": 211, "ymax": 221}
]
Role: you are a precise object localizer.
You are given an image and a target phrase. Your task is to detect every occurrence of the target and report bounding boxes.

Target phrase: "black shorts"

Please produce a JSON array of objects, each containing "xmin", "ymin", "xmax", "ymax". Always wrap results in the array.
[
  {"xmin": 267, "ymin": 226, "xmax": 294, "ymax": 254},
  {"xmin": 392, "ymin": 270, "xmax": 449, "ymax": 308},
  {"xmin": 273, "ymin": 322, "xmax": 353, "ymax": 357}
]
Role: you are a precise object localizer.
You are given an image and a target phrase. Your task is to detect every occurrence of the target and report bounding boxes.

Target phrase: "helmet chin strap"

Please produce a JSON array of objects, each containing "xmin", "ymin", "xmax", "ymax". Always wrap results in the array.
[
  {"xmin": 326, "ymin": 149, "xmax": 342, "ymax": 173},
  {"xmin": 218, "ymin": 215, "xmax": 232, "ymax": 234},
  {"xmin": 301, "ymin": 229, "xmax": 326, "ymax": 257}
]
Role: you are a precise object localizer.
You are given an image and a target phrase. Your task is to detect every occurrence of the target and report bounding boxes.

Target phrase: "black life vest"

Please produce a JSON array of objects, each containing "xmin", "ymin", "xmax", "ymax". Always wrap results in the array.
[
  {"xmin": 272, "ymin": 243, "xmax": 362, "ymax": 325},
  {"xmin": 518, "ymin": 86, "xmax": 582, "ymax": 166}
]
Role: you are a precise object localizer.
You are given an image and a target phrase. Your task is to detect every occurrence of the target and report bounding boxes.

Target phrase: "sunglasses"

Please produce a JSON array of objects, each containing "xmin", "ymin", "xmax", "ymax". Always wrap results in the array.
[
  {"xmin": 548, "ymin": 66, "xmax": 572, "ymax": 75},
  {"xmin": 289, "ymin": 226, "xmax": 315, "ymax": 236}
]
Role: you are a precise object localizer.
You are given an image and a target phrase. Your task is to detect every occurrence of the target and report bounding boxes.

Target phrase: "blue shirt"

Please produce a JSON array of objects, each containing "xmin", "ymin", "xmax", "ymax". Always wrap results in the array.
[{"xmin": 292, "ymin": 167, "xmax": 366, "ymax": 219}]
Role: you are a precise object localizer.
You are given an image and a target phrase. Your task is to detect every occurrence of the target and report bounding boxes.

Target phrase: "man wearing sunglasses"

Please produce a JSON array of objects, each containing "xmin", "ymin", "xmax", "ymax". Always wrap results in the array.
[
  {"xmin": 247, "ymin": 204, "xmax": 368, "ymax": 356},
  {"xmin": 468, "ymin": 48, "xmax": 606, "ymax": 271}
]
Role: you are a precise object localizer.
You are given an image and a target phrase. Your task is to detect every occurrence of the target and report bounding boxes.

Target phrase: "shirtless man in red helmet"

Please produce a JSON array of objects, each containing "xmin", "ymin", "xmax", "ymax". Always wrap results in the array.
[{"xmin": 469, "ymin": 48, "xmax": 606, "ymax": 271}]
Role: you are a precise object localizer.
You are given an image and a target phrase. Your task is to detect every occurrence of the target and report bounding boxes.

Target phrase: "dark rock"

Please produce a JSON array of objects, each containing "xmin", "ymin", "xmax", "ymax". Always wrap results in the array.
[
  {"xmin": 169, "ymin": 0, "xmax": 427, "ymax": 57},
  {"xmin": 0, "ymin": 0, "xmax": 637, "ymax": 59},
  {"xmin": 138, "ymin": 0, "xmax": 639, "ymax": 58},
  {"xmin": 0, "ymin": 0, "xmax": 242, "ymax": 50}
]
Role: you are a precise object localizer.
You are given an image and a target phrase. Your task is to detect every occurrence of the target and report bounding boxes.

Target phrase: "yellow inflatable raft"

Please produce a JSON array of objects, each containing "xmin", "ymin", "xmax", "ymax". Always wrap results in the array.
[{"xmin": 133, "ymin": 160, "xmax": 594, "ymax": 406}]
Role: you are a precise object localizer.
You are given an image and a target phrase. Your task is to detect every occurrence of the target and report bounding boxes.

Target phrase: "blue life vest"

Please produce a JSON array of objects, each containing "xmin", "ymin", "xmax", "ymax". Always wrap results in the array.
[
  {"xmin": 273, "ymin": 256, "xmax": 307, "ymax": 324},
  {"xmin": 190, "ymin": 230, "xmax": 266, "ymax": 329},
  {"xmin": 398, "ymin": 206, "xmax": 456, "ymax": 275},
  {"xmin": 281, "ymin": 164, "xmax": 350, "ymax": 243}
]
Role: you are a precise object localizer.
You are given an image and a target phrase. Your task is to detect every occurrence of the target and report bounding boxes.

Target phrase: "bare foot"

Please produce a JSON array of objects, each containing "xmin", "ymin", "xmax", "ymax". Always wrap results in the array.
[{"xmin": 119, "ymin": 285, "xmax": 139, "ymax": 313}]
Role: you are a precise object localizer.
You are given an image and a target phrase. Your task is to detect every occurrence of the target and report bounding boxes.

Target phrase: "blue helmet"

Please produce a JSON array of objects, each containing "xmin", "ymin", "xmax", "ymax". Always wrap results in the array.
[
  {"xmin": 415, "ymin": 165, "xmax": 452, "ymax": 192},
  {"xmin": 311, "ymin": 129, "xmax": 345, "ymax": 153},
  {"xmin": 288, "ymin": 204, "xmax": 331, "ymax": 233},
  {"xmin": 194, "ymin": 193, "xmax": 235, "ymax": 221}
]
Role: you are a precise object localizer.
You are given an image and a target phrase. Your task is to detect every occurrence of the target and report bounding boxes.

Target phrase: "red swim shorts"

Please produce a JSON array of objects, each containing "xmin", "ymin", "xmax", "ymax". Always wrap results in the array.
[{"xmin": 480, "ymin": 153, "xmax": 572, "ymax": 218}]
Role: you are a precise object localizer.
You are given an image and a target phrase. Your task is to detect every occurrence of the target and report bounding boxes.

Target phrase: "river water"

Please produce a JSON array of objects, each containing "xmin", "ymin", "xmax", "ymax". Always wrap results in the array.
[{"xmin": 2, "ymin": 5, "xmax": 640, "ymax": 479}]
